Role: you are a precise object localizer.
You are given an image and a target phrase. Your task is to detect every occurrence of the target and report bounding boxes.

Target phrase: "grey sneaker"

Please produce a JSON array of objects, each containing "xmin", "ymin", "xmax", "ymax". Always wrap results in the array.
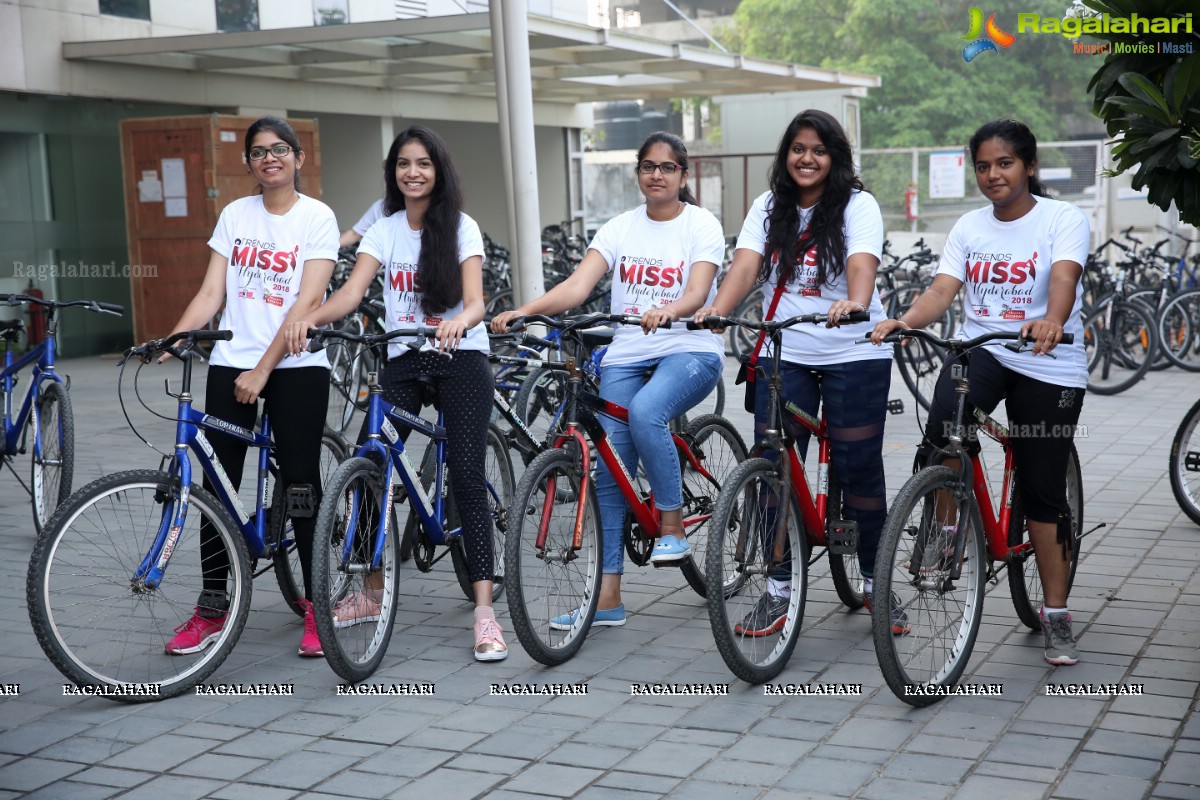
[
  {"xmin": 1041, "ymin": 610, "xmax": 1080, "ymax": 666},
  {"xmin": 865, "ymin": 588, "xmax": 910, "ymax": 636},
  {"xmin": 734, "ymin": 592, "xmax": 789, "ymax": 637}
]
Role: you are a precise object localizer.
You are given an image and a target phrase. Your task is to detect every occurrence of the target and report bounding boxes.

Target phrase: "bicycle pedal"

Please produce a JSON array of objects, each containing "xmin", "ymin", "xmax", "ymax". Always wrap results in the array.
[
  {"xmin": 1185, "ymin": 451, "xmax": 1200, "ymax": 472},
  {"xmin": 887, "ymin": 399, "xmax": 905, "ymax": 415},
  {"xmin": 827, "ymin": 519, "xmax": 859, "ymax": 555},
  {"xmin": 286, "ymin": 484, "xmax": 316, "ymax": 518}
]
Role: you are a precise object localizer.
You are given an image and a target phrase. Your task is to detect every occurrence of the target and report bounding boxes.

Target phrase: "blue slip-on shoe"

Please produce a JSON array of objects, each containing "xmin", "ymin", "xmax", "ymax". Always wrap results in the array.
[
  {"xmin": 549, "ymin": 604, "xmax": 626, "ymax": 631},
  {"xmin": 649, "ymin": 534, "xmax": 690, "ymax": 563}
]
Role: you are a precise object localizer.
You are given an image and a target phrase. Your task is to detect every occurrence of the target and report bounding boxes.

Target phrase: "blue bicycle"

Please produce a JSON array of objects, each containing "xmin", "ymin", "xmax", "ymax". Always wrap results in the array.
[
  {"xmin": 26, "ymin": 328, "xmax": 347, "ymax": 700},
  {"xmin": 307, "ymin": 325, "xmax": 515, "ymax": 682},
  {"xmin": 1, "ymin": 293, "xmax": 123, "ymax": 533}
]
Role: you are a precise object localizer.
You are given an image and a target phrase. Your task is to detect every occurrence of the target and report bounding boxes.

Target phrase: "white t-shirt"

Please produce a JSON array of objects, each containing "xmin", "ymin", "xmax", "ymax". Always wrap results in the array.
[
  {"xmin": 587, "ymin": 203, "xmax": 726, "ymax": 365},
  {"xmin": 938, "ymin": 196, "xmax": 1090, "ymax": 388},
  {"xmin": 359, "ymin": 210, "xmax": 488, "ymax": 360},
  {"xmin": 737, "ymin": 189, "xmax": 889, "ymax": 365},
  {"xmin": 352, "ymin": 198, "xmax": 386, "ymax": 236},
  {"xmin": 207, "ymin": 194, "xmax": 338, "ymax": 370}
]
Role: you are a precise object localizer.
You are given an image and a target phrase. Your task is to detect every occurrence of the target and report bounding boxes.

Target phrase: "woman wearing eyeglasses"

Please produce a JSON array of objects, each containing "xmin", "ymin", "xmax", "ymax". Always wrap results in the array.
[
  {"xmin": 159, "ymin": 116, "xmax": 339, "ymax": 659},
  {"xmin": 490, "ymin": 131, "xmax": 726, "ymax": 628}
]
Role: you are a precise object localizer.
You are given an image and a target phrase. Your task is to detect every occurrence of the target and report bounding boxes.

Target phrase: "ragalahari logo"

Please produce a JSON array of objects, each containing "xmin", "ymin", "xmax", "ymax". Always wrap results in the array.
[{"xmin": 962, "ymin": 8, "xmax": 1016, "ymax": 62}]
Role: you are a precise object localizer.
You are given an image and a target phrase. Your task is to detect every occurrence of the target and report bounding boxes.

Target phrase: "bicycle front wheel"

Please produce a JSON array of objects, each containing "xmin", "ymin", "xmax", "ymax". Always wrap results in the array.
[
  {"xmin": 27, "ymin": 470, "xmax": 252, "ymax": 700},
  {"xmin": 1008, "ymin": 444, "xmax": 1083, "ymax": 630},
  {"xmin": 505, "ymin": 447, "xmax": 602, "ymax": 666},
  {"xmin": 1084, "ymin": 300, "xmax": 1157, "ymax": 395},
  {"xmin": 679, "ymin": 414, "xmax": 748, "ymax": 597},
  {"xmin": 872, "ymin": 466, "xmax": 985, "ymax": 707},
  {"xmin": 1158, "ymin": 288, "xmax": 1200, "ymax": 373},
  {"xmin": 312, "ymin": 457, "xmax": 399, "ymax": 683},
  {"xmin": 273, "ymin": 428, "xmax": 349, "ymax": 615},
  {"xmin": 1170, "ymin": 397, "xmax": 1200, "ymax": 526},
  {"xmin": 31, "ymin": 381, "xmax": 75, "ymax": 535},
  {"xmin": 706, "ymin": 459, "xmax": 807, "ymax": 684}
]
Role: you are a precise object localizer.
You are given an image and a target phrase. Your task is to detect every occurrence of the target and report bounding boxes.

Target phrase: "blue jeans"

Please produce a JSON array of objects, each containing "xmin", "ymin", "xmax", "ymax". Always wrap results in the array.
[{"xmin": 595, "ymin": 352, "xmax": 723, "ymax": 575}]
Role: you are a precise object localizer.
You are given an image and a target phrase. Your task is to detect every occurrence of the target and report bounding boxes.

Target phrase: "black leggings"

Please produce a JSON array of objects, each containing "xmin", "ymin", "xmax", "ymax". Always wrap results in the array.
[
  {"xmin": 200, "ymin": 365, "xmax": 329, "ymax": 603},
  {"xmin": 920, "ymin": 348, "xmax": 1084, "ymax": 524},
  {"xmin": 366, "ymin": 349, "xmax": 495, "ymax": 585}
]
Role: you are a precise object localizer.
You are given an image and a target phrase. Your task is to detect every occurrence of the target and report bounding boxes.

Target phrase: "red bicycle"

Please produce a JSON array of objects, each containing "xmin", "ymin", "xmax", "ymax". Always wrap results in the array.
[{"xmin": 869, "ymin": 328, "xmax": 1089, "ymax": 706}]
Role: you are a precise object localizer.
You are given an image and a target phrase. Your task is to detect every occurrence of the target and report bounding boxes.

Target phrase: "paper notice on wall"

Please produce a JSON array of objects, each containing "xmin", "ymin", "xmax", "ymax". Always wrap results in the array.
[
  {"xmin": 138, "ymin": 177, "xmax": 162, "ymax": 202},
  {"xmin": 928, "ymin": 151, "xmax": 966, "ymax": 199},
  {"xmin": 161, "ymin": 158, "xmax": 187, "ymax": 198},
  {"xmin": 220, "ymin": 130, "xmax": 238, "ymax": 142},
  {"xmin": 164, "ymin": 197, "xmax": 188, "ymax": 218}
]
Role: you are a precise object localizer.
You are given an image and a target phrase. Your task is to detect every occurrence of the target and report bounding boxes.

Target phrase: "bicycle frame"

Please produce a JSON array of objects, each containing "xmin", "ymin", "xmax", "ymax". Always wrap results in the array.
[{"xmin": 2, "ymin": 327, "xmax": 64, "ymax": 457}]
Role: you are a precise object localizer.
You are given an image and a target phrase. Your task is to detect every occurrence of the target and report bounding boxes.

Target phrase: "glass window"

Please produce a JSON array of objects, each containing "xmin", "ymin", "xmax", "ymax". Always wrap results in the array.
[
  {"xmin": 99, "ymin": 0, "xmax": 150, "ymax": 21},
  {"xmin": 313, "ymin": 0, "xmax": 349, "ymax": 25},
  {"xmin": 216, "ymin": 0, "xmax": 259, "ymax": 32}
]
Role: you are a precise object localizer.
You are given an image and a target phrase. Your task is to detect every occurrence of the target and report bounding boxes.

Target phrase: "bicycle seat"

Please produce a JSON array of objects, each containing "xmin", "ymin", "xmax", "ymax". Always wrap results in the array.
[{"xmin": 579, "ymin": 327, "xmax": 614, "ymax": 349}]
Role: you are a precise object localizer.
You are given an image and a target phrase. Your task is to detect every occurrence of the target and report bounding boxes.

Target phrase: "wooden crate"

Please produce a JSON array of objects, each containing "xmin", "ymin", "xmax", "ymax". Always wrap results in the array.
[{"xmin": 119, "ymin": 114, "xmax": 322, "ymax": 343}]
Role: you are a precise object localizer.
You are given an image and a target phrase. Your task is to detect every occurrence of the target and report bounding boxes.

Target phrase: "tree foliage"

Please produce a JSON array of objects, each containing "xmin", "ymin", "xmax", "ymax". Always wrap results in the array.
[
  {"xmin": 1084, "ymin": 0, "xmax": 1200, "ymax": 224},
  {"xmin": 726, "ymin": 0, "xmax": 1098, "ymax": 149}
]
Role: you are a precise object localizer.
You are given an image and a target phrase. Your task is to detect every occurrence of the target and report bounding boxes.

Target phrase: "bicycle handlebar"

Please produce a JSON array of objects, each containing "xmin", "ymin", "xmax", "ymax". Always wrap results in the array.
[
  {"xmin": 307, "ymin": 324, "xmax": 439, "ymax": 353},
  {"xmin": 489, "ymin": 331, "xmax": 558, "ymax": 351},
  {"xmin": 504, "ymin": 313, "xmax": 673, "ymax": 334},
  {"xmin": 120, "ymin": 328, "xmax": 233, "ymax": 364},
  {"xmin": 0, "ymin": 294, "xmax": 124, "ymax": 316},
  {"xmin": 687, "ymin": 310, "xmax": 870, "ymax": 332},
  {"xmin": 865, "ymin": 328, "xmax": 1073, "ymax": 350}
]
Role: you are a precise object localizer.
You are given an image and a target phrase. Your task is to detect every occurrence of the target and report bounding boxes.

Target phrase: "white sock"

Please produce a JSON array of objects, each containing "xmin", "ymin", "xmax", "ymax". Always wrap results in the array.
[
  {"xmin": 863, "ymin": 577, "xmax": 873, "ymax": 594},
  {"xmin": 767, "ymin": 578, "xmax": 791, "ymax": 598},
  {"xmin": 1041, "ymin": 606, "xmax": 1068, "ymax": 617}
]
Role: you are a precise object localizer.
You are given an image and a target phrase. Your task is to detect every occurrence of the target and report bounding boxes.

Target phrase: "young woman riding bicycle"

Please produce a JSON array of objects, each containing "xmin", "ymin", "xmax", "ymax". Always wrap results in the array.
[
  {"xmin": 162, "ymin": 116, "xmax": 339, "ymax": 658},
  {"xmin": 694, "ymin": 109, "xmax": 897, "ymax": 635},
  {"xmin": 871, "ymin": 118, "xmax": 1089, "ymax": 666},
  {"xmin": 286, "ymin": 125, "xmax": 507, "ymax": 662},
  {"xmin": 491, "ymin": 131, "xmax": 727, "ymax": 628}
]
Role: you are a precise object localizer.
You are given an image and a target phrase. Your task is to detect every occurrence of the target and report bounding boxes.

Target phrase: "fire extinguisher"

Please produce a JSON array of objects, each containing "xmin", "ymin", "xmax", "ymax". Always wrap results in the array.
[
  {"xmin": 904, "ymin": 182, "xmax": 919, "ymax": 223},
  {"xmin": 25, "ymin": 281, "xmax": 47, "ymax": 346}
]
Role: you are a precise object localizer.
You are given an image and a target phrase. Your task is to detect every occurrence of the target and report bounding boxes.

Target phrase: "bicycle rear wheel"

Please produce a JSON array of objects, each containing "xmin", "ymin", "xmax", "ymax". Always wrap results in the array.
[
  {"xmin": 895, "ymin": 333, "xmax": 945, "ymax": 412},
  {"xmin": 1084, "ymin": 300, "xmax": 1157, "ymax": 395},
  {"xmin": 679, "ymin": 414, "xmax": 748, "ymax": 597},
  {"xmin": 505, "ymin": 447, "xmax": 602, "ymax": 666},
  {"xmin": 872, "ymin": 466, "xmax": 985, "ymax": 707},
  {"xmin": 1008, "ymin": 444, "xmax": 1083, "ymax": 630},
  {"xmin": 825, "ymin": 470, "xmax": 865, "ymax": 610},
  {"xmin": 272, "ymin": 428, "xmax": 349, "ymax": 615},
  {"xmin": 706, "ymin": 458, "xmax": 806, "ymax": 684},
  {"xmin": 450, "ymin": 423, "xmax": 514, "ymax": 602},
  {"xmin": 31, "ymin": 381, "xmax": 75, "ymax": 535},
  {"xmin": 1170, "ymin": 397, "xmax": 1200, "ymax": 526},
  {"xmin": 1158, "ymin": 288, "xmax": 1200, "ymax": 373},
  {"xmin": 27, "ymin": 470, "xmax": 252, "ymax": 700},
  {"xmin": 512, "ymin": 366, "xmax": 569, "ymax": 448},
  {"xmin": 311, "ymin": 457, "xmax": 400, "ymax": 683}
]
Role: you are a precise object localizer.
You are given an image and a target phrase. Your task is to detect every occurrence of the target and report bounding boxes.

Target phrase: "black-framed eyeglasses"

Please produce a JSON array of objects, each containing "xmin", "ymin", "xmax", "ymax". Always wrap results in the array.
[
  {"xmin": 248, "ymin": 145, "xmax": 295, "ymax": 161},
  {"xmin": 637, "ymin": 161, "xmax": 684, "ymax": 175}
]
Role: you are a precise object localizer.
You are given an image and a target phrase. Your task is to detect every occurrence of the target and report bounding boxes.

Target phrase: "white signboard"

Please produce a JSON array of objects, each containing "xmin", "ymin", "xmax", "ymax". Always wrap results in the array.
[{"xmin": 929, "ymin": 151, "xmax": 966, "ymax": 199}]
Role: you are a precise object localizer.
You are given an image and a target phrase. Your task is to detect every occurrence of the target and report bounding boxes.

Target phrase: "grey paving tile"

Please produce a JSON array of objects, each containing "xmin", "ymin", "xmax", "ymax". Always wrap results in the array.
[
  {"xmin": 502, "ymin": 763, "xmax": 603, "ymax": 796},
  {"xmin": 313, "ymin": 768, "xmax": 411, "ymax": 799},
  {"xmin": 775, "ymin": 756, "xmax": 880, "ymax": 796},
  {"xmin": 101, "ymin": 734, "xmax": 216, "ymax": 772},
  {"xmin": 21, "ymin": 781, "xmax": 122, "ymax": 800},
  {"xmin": 385, "ymin": 767, "xmax": 504, "ymax": 800},
  {"xmin": 1052, "ymin": 770, "xmax": 1154, "ymax": 799},
  {"xmin": 1082, "ymin": 730, "xmax": 1175, "ymax": 761},
  {"xmin": 0, "ymin": 756, "xmax": 84, "ymax": 791},
  {"xmin": 542, "ymin": 743, "xmax": 633, "ymax": 771},
  {"xmin": 953, "ymin": 775, "xmax": 1051, "ymax": 800},
  {"xmin": 592, "ymin": 770, "xmax": 682, "ymax": 796},
  {"xmin": 171, "ymin": 753, "xmax": 267, "ymax": 780},
  {"xmin": 858, "ymin": 778, "xmax": 954, "ymax": 800}
]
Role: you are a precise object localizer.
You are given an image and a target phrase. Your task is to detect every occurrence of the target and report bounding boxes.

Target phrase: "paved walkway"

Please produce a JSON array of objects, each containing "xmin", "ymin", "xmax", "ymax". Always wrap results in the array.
[{"xmin": 0, "ymin": 355, "xmax": 1197, "ymax": 799}]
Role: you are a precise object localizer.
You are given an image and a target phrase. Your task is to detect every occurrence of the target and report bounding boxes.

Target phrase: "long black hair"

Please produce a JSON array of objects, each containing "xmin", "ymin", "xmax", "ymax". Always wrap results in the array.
[
  {"xmin": 968, "ymin": 119, "xmax": 1048, "ymax": 197},
  {"xmin": 761, "ymin": 109, "xmax": 864, "ymax": 288},
  {"xmin": 244, "ymin": 116, "xmax": 302, "ymax": 192},
  {"xmin": 636, "ymin": 132, "xmax": 697, "ymax": 205},
  {"xmin": 383, "ymin": 125, "xmax": 464, "ymax": 315}
]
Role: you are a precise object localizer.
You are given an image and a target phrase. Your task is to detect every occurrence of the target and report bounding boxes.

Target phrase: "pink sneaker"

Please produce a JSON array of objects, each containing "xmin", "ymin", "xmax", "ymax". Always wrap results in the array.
[
  {"xmin": 473, "ymin": 615, "xmax": 508, "ymax": 662},
  {"xmin": 164, "ymin": 610, "xmax": 226, "ymax": 655},
  {"xmin": 332, "ymin": 590, "xmax": 382, "ymax": 629},
  {"xmin": 297, "ymin": 599, "xmax": 323, "ymax": 657}
]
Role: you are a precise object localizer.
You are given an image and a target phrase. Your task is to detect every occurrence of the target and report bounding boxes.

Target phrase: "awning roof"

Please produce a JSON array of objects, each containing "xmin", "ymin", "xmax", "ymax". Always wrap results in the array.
[{"xmin": 62, "ymin": 12, "xmax": 879, "ymax": 104}]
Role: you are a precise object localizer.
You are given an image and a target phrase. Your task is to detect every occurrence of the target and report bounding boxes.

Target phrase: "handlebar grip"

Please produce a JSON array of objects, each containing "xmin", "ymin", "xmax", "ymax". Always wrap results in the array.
[
  {"xmin": 844, "ymin": 310, "xmax": 870, "ymax": 324},
  {"xmin": 99, "ymin": 302, "xmax": 125, "ymax": 314},
  {"xmin": 1060, "ymin": 333, "xmax": 1074, "ymax": 345},
  {"xmin": 686, "ymin": 320, "xmax": 702, "ymax": 331},
  {"xmin": 522, "ymin": 333, "xmax": 557, "ymax": 350},
  {"xmin": 195, "ymin": 329, "xmax": 233, "ymax": 342}
]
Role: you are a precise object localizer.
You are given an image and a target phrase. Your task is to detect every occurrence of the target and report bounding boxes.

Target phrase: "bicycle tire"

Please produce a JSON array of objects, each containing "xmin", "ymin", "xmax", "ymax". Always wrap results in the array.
[
  {"xmin": 727, "ymin": 294, "xmax": 763, "ymax": 360},
  {"xmin": 311, "ymin": 457, "xmax": 400, "ymax": 683},
  {"xmin": 1125, "ymin": 290, "xmax": 1174, "ymax": 371},
  {"xmin": 399, "ymin": 441, "xmax": 435, "ymax": 564},
  {"xmin": 27, "ymin": 470, "xmax": 252, "ymax": 700},
  {"xmin": 1084, "ymin": 299, "xmax": 1157, "ymax": 395},
  {"xmin": 450, "ymin": 423, "xmax": 514, "ymax": 602},
  {"xmin": 1157, "ymin": 288, "xmax": 1200, "ymax": 373},
  {"xmin": 872, "ymin": 465, "xmax": 986, "ymax": 707},
  {"xmin": 894, "ymin": 332, "xmax": 945, "ymax": 413},
  {"xmin": 31, "ymin": 381, "xmax": 75, "ymax": 535},
  {"xmin": 706, "ymin": 458, "xmax": 807, "ymax": 684},
  {"xmin": 678, "ymin": 414, "xmax": 748, "ymax": 597},
  {"xmin": 1170, "ymin": 397, "xmax": 1200, "ymax": 526},
  {"xmin": 1008, "ymin": 444, "xmax": 1083, "ymax": 630},
  {"xmin": 512, "ymin": 366, "xmax": 569, "ymax": 448},
  {"xmin": 825, "ymin": 470, "xmax": 865, "ymax": 610},
  {"xmin": 272, "ymin": 428, "xmax": 349, "ymax": 616},
  {"xmin": 505, "ymin": 447, "xmax": 602, "ymax": 666}
]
